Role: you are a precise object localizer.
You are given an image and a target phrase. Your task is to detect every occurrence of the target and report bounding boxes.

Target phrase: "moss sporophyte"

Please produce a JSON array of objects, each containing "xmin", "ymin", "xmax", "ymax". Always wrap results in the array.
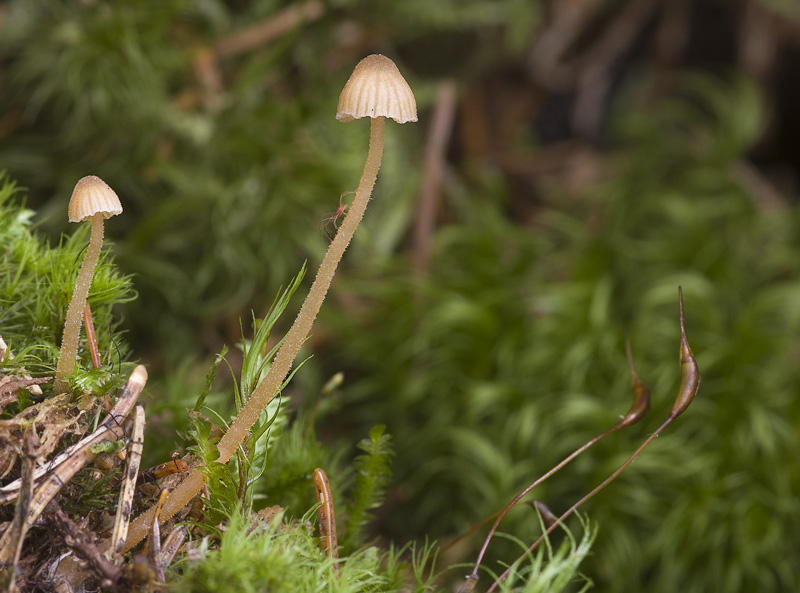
[
  {"xmin": 457, "ymin": 288, "xmax": 700, "ymax": 593},
  {"xmin": 120, "ymin": 54, "xmax": 417, "ymax": 550}
]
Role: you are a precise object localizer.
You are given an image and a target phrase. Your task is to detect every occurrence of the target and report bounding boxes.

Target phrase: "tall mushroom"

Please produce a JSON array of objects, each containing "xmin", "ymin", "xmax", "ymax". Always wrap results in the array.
[
  {"xmin": 54, "ymin": 176, "xmax": 123, "ymax": 394},
  {"xmin": 217, "ymin": 53, "xmax": 417, "ymax": 460},
  {"xmin": 122, "ymin": 54, "xmax": 417, "ymax": 549}
]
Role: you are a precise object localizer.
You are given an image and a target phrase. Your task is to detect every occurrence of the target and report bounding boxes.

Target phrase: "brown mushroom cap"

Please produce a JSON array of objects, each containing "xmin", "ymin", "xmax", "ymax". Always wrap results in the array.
[
  {"xmin": 337, "ymin": 54, "xmax": 417, "ymax": 124},
  {"xmin": 68, "ymin": 175, "xmax": 123, "ymax": 223}
]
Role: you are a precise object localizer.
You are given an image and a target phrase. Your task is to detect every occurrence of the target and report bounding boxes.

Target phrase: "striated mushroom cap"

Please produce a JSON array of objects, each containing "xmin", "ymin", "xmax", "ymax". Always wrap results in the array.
[
  {"xmin": 68, "ymin": 175, "xmax": 123, "ymax": 223},
  {"xmin": 337, "ymin": 54, "xmax": 417, "ymax": 124}
]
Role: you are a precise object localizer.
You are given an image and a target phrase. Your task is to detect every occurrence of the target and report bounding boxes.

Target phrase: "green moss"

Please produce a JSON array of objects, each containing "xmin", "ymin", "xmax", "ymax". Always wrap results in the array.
[{"xmin": 169, "ymin": 508, "xmax": 439, "ymax": 593}]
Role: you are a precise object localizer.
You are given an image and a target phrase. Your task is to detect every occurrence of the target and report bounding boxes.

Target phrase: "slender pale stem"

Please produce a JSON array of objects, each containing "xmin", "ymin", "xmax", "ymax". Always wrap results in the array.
[
  {"xmin": 469, "ymin": 422, "xmax": 624, "ymax": 578},
  {"xmin": 123, "ymin": 116, "xmax": 387, "ymax": 551},
  {"xmin": 54, "ymin": 214, "xmax": 105, "ymax": 394},
  {"xmin": 218, "ymin": 116, "xmax": 385, "ymax": 463},
  {"xmin": 459, "ymin": 337, "xmax": 650, "ymax": 570},
  {"xmin": 486, "ymin": 416, "xmax": 674, "ymax": 592}
]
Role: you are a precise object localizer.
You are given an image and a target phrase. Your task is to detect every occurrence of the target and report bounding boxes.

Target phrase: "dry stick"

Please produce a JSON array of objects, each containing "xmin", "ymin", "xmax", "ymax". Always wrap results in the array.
[
  {"xmin": 122, "ymin": 117, "xmax": 386, "ymax": 551},
  {"xmin": 466, "ymin": 334, "xmax": 651, "ymax": 580},
  {"xmin": 160, "ymin": 525, "xmax": 188, "ymax": 574},
  {"xmin": 0, "ymin": 367, "xmax": 146, "ymax": 581},
  {"xmin": 730, "ymin": 160, "xmax": 786, "ymax": 210},
  {"xmin": 214, "ymin": 0, "xmax": 325, "ymax": 59},
  {"xmin": 0, "ymin": 432, "xmax": 38, "ymax": 576},
  {"xmin": 486, "ymin": 290, "xmax": 700, "ymax": 592},
  {"xmin": 147, "ymin": 489, "xmax": 170, "ymax": 582},
  {"xmin": 109, "ymin": 405, "xmax": 145, "ymax": 562},
  {"xmin": 0, "ymin": 377, "xmax": 50, "ymax": 410},
  {"xmin": 412, "ymin": 80, "xmax": 457, "ymax": 276},
  {"xmin": 572, "ymin": 0, "xmax": 658, "ymax": 137},
  {"xmin": 0, "ymin": 365, "xmax": 147, "ymax": 505},
  {"xmin": 48, "ymin": 508, "xmax": 123, "ymax": 589},
  {"xmin": 12, "ymin": 368, "xmax": 146, "ymax": 529},
  {"xmin": 194, "ymin": 3, "xmax": 325, "ymax": 108},
  {"xmin": 0, "ymin": 336, "xmax": 46, "ymax": 400},
  {"xmin": 83, "ymin": 303, "xmax": 102, "ymax": 370}
]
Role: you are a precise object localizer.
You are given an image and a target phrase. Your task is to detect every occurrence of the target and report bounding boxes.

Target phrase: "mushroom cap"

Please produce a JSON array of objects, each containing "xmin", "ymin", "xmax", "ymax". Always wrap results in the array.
[
  {"xmin": 337, "ymin": 54, "xmax": 417, "ymax": 124},
  {"xmin": 68, "ymin": 175, "xmax": 123, "ymax": 223}
]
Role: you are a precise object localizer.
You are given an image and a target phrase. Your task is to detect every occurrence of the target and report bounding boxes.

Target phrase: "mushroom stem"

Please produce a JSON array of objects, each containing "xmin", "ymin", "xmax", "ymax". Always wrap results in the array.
[
  {"xmin": 122, "ymin": 116, "xmax": 387, "ymax": 551},
  {"xmin": 221, "ymin": 115, "xmax": 384, "ymax": 461},
  {"xmin": 54, "ymin": 213, "xmax": 106, "ymax": 394}
]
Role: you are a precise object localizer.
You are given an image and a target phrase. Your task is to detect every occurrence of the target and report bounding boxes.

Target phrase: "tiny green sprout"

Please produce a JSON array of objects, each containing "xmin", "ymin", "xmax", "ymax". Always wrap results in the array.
[
  {"xmin": 122, "ymin": 55, "xmax": 417, "ymax": 551},
  {"xmin": 54, "ymin": 176, "xmax": 122, "ymax": 395},
  {"xmin": 485, "ymin": 287, "xmax": 700, "ymax": 592},
  {"xmin": 90, "ymin": 440, "xmax": 125, "ymax": 455}
]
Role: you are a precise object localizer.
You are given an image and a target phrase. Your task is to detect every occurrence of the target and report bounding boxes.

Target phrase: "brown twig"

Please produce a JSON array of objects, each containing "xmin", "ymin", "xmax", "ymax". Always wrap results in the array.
[
  {"xmin": 214, "ymin": 1, "xmax": 325, "ymax": 59},
  {"xmin": 82, "ymin": 303, "xmax": 102, "ymax": 370},
  {"xmin": 653, "ymin": 0, "xmax": 690, "ymax": 71},
  {"xmin": 730, "ymin": 160, "xmax": 786, "ymax": 210},
  {"xmin": 47, "ymin": 508, "xmax": 123, "ymax": 592},
  {"xmin": 0, "ymin": 365, "xmax": 146, "ymax": 505},
  {"xmin": 109, "ymin": 405, "xmax": 145, "ymax": 562},
  {"xmin": 738, "ymin": 0, "xmax": 778, "ymax": 82},
  {"xmin": 412, "ymin": 80, "xmax": 458, "ymax": 277},
  {"xmin": 0, "ymin": 377, "xmax": 51, "ymax": 410},
  {"xmin": 527, "ymin": 0, "xmax": 603, "ymax": 91},
  {"xmin": 0, "ymin": 335, "xmax": 46, "ymax": 401},
  {"xmin": 159, "ymin": 525, "xmax": 188, "ymax": 575},
  {"xmin": 146, "ymin": 489, "xmax": 170, "ymax": 583},
  {"xmin": 0, "ymin": 431, "xmax": 38, "ymax": 584},
  {"xmin": 191, "ymin": 1, "xmax": 326, "ymax": 110},
  {"xmin": 572, "ymin": 0, "xmax": 659, "ymax": 137}
]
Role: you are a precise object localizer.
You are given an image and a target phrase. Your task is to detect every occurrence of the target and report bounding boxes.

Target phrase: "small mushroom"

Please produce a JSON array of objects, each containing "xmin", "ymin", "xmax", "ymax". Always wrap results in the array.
[
  {"xmin": 54, "ymin": 176, "xmax": 122, "ymax": 394},
  {"xmin": 120, "ymin": 55, "xmax": 417, "ymax": 551},
  {"xmin": 336, "ymin": 54, "xmax": 417, "ymax": 124},
  {"xmin": 216, "ymin": 53, "xmax": 417, "ymax": 461}
]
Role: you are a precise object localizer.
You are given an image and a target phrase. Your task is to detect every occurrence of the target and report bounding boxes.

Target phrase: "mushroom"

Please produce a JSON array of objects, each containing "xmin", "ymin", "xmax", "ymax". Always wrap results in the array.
[
  {"xmin": 121, "ymin": 54, "xmax": 417, "ymax": 550},
  {"xmin": 214, "ymin": 53, "xmax": 417, "ymax": 459},
  {"xmin": 54, "ymin": 176, "xmax": 123, "ymax": 394}
]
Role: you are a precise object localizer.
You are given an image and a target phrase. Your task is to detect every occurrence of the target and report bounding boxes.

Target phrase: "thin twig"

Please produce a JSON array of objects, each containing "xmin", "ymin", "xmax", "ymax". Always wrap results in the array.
[
  {"xmin": 412, "ymin": 80, "xmax": 458, "ymax": 276},
  {"xmin": 109, "ymin": 405, "xmax": 145, "ymax": 562},
  {"xmin": 214, "ymin": 1, "xmax": 325, "ymax": 59},
  {"xmin": 572, "ymin": 0, "xmax": 659, "ymax": 137},
  {"xmin": 160, "ymin": 525, "xmax": 188, "ymax": 575},
  {"xmin": 146, "ymin": 489, "xmax": 170, "ymax": 583},
  {"xmin": 453, "ymin": 335, "xmax": 650, "ymax": 577},
  {"xmin": 730, "ymin": 160, "xmax": 786, "ymax": 210},
  {"xmin": 486, "ymin": 289, "xmax": 699, "ymax": 592},
  {"xmin": 0, "ymin": 431, "xmax": 38, "ymax": 579},
  {"xmin": 0, "ymin": 377, "xmax": 50, "ymax": 410},
  {"xmin": 47, "ymin": 508, "xmax": 123, "ymax": 591},
  {"xmin": 83, "ymin": 303, "xmax": 102, "ymax": 370},
  {"xmin": 0, "ymin": 365, "xmax": 147, "ymax": 505}
]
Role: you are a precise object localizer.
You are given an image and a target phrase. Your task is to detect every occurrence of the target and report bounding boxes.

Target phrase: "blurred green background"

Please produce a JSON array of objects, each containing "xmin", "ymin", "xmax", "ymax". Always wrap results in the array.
[{"xmin": 2, "ymin": 0, "xmax": 800, "ymax": 591}]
